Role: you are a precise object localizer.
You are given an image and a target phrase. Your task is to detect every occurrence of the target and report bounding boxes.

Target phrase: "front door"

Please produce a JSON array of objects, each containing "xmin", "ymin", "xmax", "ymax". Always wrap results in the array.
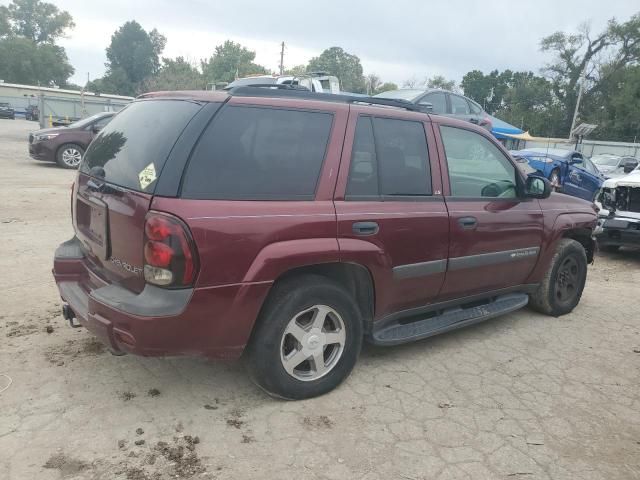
[
  {"xmin": 436, "ymin": 123, "xmax": 544, "ymax": 300},
  {"xmin": 334, "ymin": 109, "xmax": 449, "ymax": 319}
]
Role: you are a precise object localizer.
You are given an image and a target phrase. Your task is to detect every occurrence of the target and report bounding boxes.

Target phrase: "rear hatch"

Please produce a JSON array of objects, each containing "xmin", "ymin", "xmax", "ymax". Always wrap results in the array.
[{"xmin": 73, "ymin": 99, "xmax": 203, "ymax": 293}]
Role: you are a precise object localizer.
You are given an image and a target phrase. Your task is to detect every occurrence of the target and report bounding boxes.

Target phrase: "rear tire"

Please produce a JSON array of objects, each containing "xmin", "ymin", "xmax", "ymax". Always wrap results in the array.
[
  {"xmin": 529, "ymin": 239, "xmax": 587, "ymax": 316},
  {"xmin": 56, "ymin": 143, "xmax": 84, "ymax": 169},
  {"xmin": 245, "ymin": 274, "xmax": 363, "ymax": 400}
]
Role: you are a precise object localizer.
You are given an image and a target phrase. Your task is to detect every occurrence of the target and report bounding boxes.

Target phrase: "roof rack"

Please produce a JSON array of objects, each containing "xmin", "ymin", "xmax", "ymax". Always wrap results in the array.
[{"xmin": 226, "ymin": 85, "xmax": 425, "ymax": 112}]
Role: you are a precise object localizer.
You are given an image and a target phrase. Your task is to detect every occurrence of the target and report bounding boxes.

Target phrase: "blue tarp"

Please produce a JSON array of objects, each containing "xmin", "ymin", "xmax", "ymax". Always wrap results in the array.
[{"xmin": 490, "ymin": 115, "xmax": 523, "ymax": 139}]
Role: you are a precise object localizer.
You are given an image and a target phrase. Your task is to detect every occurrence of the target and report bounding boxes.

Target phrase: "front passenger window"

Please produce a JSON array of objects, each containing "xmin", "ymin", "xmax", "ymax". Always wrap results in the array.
[{"xmin": 440, "ymin": 126, "xmax": 517, "ymax": 198}]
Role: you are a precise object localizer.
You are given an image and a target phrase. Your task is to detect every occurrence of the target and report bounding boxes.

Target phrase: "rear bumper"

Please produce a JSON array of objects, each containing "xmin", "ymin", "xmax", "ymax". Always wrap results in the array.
[
  {"xmin": 53, "ymin": 236, "xmax": 272, "ymax": 359},
  {"xmin": 595, "ymin": 215, "xmax": 640, "ymax": 247}
]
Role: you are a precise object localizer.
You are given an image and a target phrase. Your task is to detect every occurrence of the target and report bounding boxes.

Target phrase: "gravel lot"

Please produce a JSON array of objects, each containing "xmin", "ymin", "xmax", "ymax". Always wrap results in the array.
[{"xmin": 1, "ymin": 118, "xmax": 639, "ymax": 480}]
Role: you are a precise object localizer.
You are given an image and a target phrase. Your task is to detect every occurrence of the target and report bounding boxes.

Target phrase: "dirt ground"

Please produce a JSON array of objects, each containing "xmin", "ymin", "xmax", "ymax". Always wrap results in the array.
[{"xmin": 1, "ymin": 118, "xmax": 639, "ymax": 480}]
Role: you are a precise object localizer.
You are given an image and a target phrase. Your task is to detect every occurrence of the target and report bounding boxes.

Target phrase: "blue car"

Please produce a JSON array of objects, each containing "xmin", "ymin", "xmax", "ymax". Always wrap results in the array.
[{"xmin": 511, "ymin": 148, "xmax": 604, "ymax": 202}]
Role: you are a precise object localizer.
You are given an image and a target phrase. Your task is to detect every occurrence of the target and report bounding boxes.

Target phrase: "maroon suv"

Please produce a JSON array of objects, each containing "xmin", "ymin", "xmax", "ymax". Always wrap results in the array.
[{"xmin": 53, "ymin": 87, "xmax": 597, "ymax": 399}]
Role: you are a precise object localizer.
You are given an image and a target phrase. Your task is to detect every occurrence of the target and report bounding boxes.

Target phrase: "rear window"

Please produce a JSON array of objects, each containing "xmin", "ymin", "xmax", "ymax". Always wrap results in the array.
[
  {"xmin": 80, "ymin": 100, "xmax": 201, "ymax": 192},
  {"xmin": 181, "ymin": 105, "xmax": 333, "ymax": 200}
]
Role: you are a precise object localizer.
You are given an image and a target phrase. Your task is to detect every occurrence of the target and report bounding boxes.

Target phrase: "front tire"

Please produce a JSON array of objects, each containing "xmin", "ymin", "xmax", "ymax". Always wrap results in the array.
[
  {"xmin": 56, "ymin": 143, "xmax": 84, "ymax": 169},
  {"xmin": 245, "ymin": 275, "xmax": 363, "ymax": 400},
  {"xmin": 529, "ymin": 239, "xmax": 587, "ymax": 316}
]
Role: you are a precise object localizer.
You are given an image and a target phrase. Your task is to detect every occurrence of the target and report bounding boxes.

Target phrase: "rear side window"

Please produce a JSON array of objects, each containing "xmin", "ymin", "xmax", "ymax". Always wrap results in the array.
[
  {"xmin": 346, "ymin": 116, "xmax": 431, "ymax": 198},
  {"xmin": 181, "ymin": 106, "xmax": 333, "ymax": 200},
  {"xmin": 81, "ymin": 100, "xmax": 201, "ymax": 192},
  {"xmin": 419, "ymin": 92, "xmax": 447, "ymax": 114}
]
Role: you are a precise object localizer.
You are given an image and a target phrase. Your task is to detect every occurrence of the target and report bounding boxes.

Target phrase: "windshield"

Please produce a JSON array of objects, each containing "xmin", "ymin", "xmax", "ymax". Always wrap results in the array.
[
  {"xmin": 226, "ymin": 77, "xmax": 276, "ymax": 88},
  {"xmin": 591, "ymin": 155, "xmax": 620, "ymax": 167},
  {"xmin": 373, "ymin": 89, "xmax": 425, "ymax": 101},
  {"xmin": 68, "ymin": 113, "xmax": 110, "ymax": 129}
]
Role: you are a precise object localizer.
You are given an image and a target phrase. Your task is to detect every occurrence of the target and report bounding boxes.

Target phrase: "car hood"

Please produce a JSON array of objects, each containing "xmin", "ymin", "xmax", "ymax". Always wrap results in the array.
[
  {"xmin": 602, "ymin": 170, "xmax": 640, "ymax": 188},
  {"xmin": 31, "ymin": 126, "xmax": 69, "ymax": 136}
]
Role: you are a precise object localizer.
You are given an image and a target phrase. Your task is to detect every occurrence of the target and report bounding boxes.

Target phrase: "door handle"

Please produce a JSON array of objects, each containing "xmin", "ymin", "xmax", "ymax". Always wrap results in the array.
[
  {"xmin": 352, "ymin": 221, "xmax": 379, "ymax": 236},
  {"xmin": 458, "ymin": 216, "xmax": 477, "ymax": 229}
]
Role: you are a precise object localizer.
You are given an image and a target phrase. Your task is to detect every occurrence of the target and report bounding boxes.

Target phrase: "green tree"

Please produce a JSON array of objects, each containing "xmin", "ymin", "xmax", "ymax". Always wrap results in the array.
[
  {"xmin": 0, "ymin": 36, "xmax": 73, "ymax": 85},
  {"xmin": 540, "ymin": 13, "xmax": 640, "ymax": 135},
  {"xmin": 307, "ymin": 47, "xmax": 366, "ymax": 93},
  {"xmin": 461, "ymin": 69, "xmax": 513, "ymax": 113},
  {"xmin": 98, "ymin": 21, "xmax": 166, "ymax": 96},
  {"xmin": 0, "ymin": 0, "xmax": 74, "ymax": 85},
  {"xmin": 374, "ymin": 82, "xmax": 398, "ymax": 95},
  {"xmin": 201, "ymin": 40, "xmax": 268, "ymax": 85},
  {"xmin": 284, "ymin": 64, "xmax": 307, "ymax": 76},
  {"xmin": 144, "ymin": 57, "xmax": 204, "ymax": 91},
  {"xmin": 426, "ymin": 75, "xmax": 456, "ymax": 91},
  {"xmin": 5, "ymin": 0, "xmax": 74, "ymax": 43}
]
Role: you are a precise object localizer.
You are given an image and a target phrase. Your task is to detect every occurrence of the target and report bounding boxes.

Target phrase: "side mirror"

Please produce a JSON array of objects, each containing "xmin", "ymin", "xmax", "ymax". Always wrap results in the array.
[
  {"xmin": 418, "ymin": 102, "xmax": 433, "ymax": 112},
  {"xmin": 91, "ymin": 125, "xmax": 102, "ymax": 133},
  {"xmin": 623, "ymin": 160, "xmax": 638, "ymax": 174},
  {"xmin": 570, "ymin": 157, "xmax": 583, "ymax": 164},
  {"xmin": 524, "ymin": 175, "xmax": 551, "ymax": 199}
]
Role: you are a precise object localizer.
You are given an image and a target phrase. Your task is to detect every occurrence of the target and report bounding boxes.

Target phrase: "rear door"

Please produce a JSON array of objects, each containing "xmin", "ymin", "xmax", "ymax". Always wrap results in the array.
[
  {"xmin": 449, "ymin": 94, "xmax": 474, "ymax": 124},
  {"xmin": 417, "ymin": 91, "xmax": 448, "ymax": 115},
  {"xmin": 334, "ymin": 107, "xmax": 449, "ymax": 319},
  {"xmin": 74, "ymin": 99, "xmax": 204, "ymax": 292},
  {"xmin": 435, "ymin": 122, "xmax": 543, "ymax": 300}
]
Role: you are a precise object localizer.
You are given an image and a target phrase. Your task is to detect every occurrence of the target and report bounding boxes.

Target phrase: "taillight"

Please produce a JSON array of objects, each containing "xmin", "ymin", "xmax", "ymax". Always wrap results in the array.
[{"xmin": 143, "ymin": 212, "xmax": 199, "ymax": 288}]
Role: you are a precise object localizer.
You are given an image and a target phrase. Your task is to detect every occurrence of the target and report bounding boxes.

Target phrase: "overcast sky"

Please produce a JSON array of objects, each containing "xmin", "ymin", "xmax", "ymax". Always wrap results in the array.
[{"xmin": 4, "ymin": 0, "xmax": 638, "ymax": 87}]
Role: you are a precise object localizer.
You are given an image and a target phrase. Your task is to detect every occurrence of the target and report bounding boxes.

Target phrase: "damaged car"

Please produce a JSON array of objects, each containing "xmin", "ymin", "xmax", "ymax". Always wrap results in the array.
[{"xmin": 595, "ymin": 166, "xmax": 640, "ymax": 251}]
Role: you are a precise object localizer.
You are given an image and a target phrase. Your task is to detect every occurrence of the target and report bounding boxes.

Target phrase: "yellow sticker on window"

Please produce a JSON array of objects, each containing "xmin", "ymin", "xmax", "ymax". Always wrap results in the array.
[{"xmin": 138, "ymin": 162, "xmax": 157, "ymax": 190}]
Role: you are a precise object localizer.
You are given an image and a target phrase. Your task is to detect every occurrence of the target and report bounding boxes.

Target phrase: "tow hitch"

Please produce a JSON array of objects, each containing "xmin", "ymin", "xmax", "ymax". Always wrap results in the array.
[{"xmin": 62, "ymin": 304, "xmax": 82, "ymax": 328}]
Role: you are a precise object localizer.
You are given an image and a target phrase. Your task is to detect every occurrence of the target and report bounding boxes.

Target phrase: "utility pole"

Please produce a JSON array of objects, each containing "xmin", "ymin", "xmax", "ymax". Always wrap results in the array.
[
  {"xmin": 279, "ymin": 41, "xmax": 285, "ymax": 75},
  {"xmin": 569, "ymin": 64, "xmax": 587, "ymax": 140}
]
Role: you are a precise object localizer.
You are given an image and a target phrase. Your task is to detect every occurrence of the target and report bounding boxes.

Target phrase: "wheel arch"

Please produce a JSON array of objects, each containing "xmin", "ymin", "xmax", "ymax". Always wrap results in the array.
[{"xmin": 262, "ymin": 262, "xmax": 376, "ymax": 333}]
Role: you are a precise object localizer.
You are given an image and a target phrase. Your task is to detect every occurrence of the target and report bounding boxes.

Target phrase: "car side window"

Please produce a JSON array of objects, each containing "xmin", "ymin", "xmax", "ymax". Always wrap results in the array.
[
  {"xmin": 468, "ymin": 100, "xmax": 482, "ymax": 114},
  {"xmin": 450, "ymin": 95, "xmax": 470, "ymax": 115},
  {"xmin": 182, "ymin": 106, "xmax": 333, "ymax": 200},
  {"xmin": 346, "ymin": 116, "xmax": 431, "ymax": 198},
  {"xmin": 440, "ymin": 126, "xmax": 517, "ymax": 198},
  {"xmin": 419, "ymin": 92, "xmax": 447, "ymax": 114}
]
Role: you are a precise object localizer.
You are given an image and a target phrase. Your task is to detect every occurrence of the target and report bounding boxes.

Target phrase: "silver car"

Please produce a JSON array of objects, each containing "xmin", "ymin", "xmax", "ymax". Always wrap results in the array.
[{"xmin": 373, "ymin": 89, "xmax": 492, "ymax": 131}]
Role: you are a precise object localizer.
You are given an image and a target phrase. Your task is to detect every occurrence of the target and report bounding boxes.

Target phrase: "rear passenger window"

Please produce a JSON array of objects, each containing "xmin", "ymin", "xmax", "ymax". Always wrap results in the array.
[
  {"xmin": 181, "ymin": 106, "xmax": 333, "ymax": 200},
  {"xmin": 346, "ymin": 116, "xmax": 431, "ymax": 199}
]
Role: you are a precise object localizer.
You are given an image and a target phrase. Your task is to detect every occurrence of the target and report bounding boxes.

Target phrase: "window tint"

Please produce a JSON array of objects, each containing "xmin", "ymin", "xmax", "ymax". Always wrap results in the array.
[
  {"xmin": 420, "ymin": 92, "xmax": 447, "ymax": 114},
  {"xmin": 92, "ymin": 115, "xmax": 112, "ymax": 130},
  {"xmin": 346, "ymin": 117, "xmax": 378, "ymax": 197},
  {"xmin": 450, "ymin": 95, "xmax": 470, "ymax": 115},
  {"xmin": 182, "ymin": 106, "xmax": 333, "ymax": 200},
  {"xmin": 468, "ymin": 100, "xmax": 482, "ymax": 114},
  {"xmin": 81, "ymin": 100, "xmax": 201, "ymax": 192},
  {"xmin": 346, "ymin": 117, "xmax": 431, "ymax": 198},
  {"xmin": 440, "ymin": 126, "xmax": 517, "ymax": 198}
]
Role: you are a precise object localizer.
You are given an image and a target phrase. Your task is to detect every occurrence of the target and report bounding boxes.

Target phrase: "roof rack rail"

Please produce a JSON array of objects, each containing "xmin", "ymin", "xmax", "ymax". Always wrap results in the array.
[{"xmin": 226, "ymin": 85, "xmax": 425, "ymax": 112}]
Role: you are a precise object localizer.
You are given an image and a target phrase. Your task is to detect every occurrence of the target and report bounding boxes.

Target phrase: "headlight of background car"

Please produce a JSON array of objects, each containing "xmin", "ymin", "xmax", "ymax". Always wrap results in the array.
[{"xmin": 35, "ymin": 133, "xmax": 59, "ymax": 141}]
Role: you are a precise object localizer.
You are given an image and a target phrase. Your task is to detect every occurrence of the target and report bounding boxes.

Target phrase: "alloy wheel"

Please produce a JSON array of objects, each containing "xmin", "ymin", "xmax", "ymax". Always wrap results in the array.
[
  {"xmin": 280, "ymin": 304, "xmax": 346, "ymax": 382},
  {"xmin": 62, "ymin": 148, "xmax": 82, "ymax": 167},
  {"xmin": 555, "ymin": 255, "xmax": 581, "ymax": 304}
]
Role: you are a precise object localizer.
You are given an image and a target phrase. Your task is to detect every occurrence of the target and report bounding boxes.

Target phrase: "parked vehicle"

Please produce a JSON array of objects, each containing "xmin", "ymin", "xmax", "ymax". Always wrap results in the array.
[
  {"xmin": 53, "ymin": 87, "xmax": 596, "ymax": 399},
  {"xmin": 373, "ymin": 89, "xmax": 492, "ymax": 131},
  {"xmin": 28, "ymin": 112, "xmax": 114, "ymax": 169},
  {"xmin": 25, "ymin": 105, "xmax": 39, "ymax": 121},
  {"xmin": 591, "ymin": 153, "xmax": 638, "ymax": 177},
  {"xmin": 0, "ymin": 102, "xmax": 15, "ymax": 119},
  {"xmin": 513, "ymin": 148, "xmax": 604, "ymax": 201},
  {"xmin": 226, "ymin": 72, "xmax": 340, "ymax": 93},
  {"xmin": 595, "ymin": 167, "xmax": 640, "ymax": 251}
]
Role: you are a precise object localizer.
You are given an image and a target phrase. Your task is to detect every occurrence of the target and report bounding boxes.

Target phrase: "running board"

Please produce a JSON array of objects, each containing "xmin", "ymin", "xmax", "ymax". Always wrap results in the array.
[{"xmin": 371, "ymin": 293, "xmax": 529, "ymax": 346}]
